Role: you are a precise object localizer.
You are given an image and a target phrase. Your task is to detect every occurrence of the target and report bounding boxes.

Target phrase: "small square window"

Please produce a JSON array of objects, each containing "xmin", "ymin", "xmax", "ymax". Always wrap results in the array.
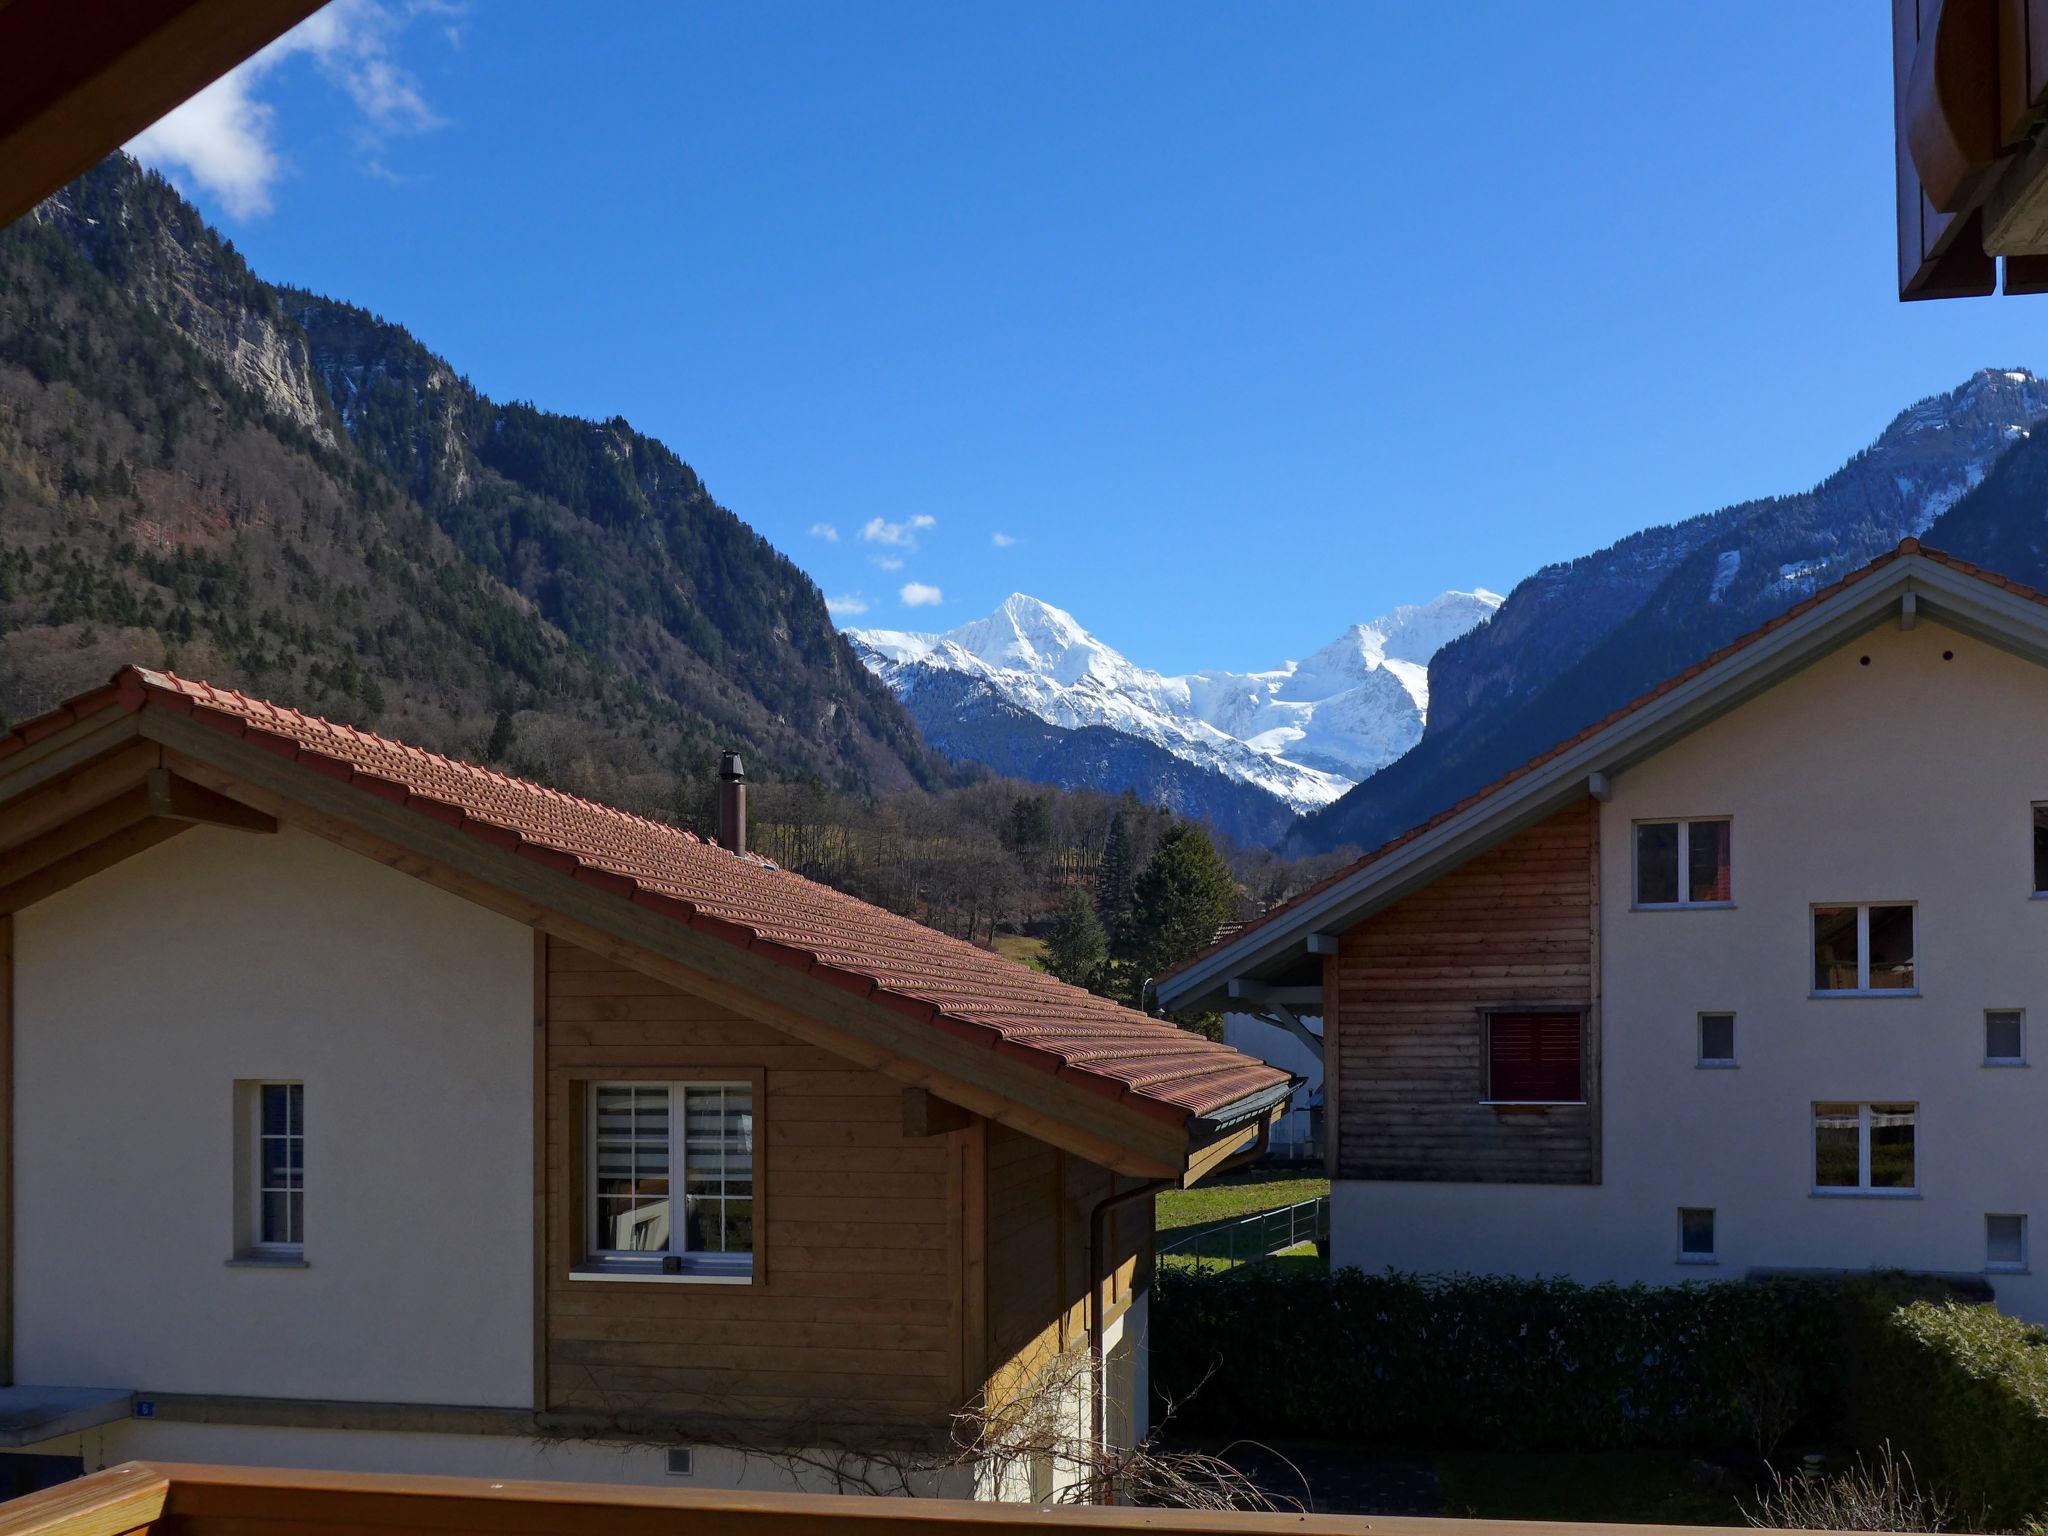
[
  {"xmin": 1988, "ymin": 1214, "xmax": 2028, "ymax": 1271},
  {"xmin": 1813, "ymin": 904, "xmax": 1915, "ymax": 994},
  {"xmin": 1698, "ymin": 1013, "xmax": 1736, "ymax": 1066},
  {"xmin": 1814, "ymin": 1102, "xmax": 1917, "ymax": 1194},
  {"xmin": 1635, "ymin": 819, "xmax": 1731, "ymax": 907},
  {"xmin": 1987, "ymin": 1010, "xmax": 2026, "ymax": 1065},
  {"xmin": 1678, "ymin": 1207, "xmax": 1715, "ymax": 1261}
]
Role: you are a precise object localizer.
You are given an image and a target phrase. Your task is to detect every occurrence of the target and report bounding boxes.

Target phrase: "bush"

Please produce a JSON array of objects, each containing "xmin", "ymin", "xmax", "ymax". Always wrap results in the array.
[
  {"xmin": 1152, "ymin": 1266, "xmax": 1846, "ymax": 1452},
  {"xmin": 1844, "ymin": 1292, "xmax": 2048, "ymax": 1530}
]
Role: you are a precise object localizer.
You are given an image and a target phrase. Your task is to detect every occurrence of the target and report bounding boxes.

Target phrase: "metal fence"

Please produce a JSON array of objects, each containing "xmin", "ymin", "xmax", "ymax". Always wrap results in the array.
[{"xmin": 1157, "ymin": 1196, "xmax": 1328, "ymax": 1270}]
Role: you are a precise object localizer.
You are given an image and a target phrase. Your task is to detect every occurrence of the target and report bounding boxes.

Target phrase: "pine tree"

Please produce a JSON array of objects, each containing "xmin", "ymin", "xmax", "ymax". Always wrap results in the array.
[
  {"xmin": 1042, "ymin": 885, "xmax": 1108, "ymax": 991},
  {"xmin": 1124, "ymin": 824, "xmax": 1238, "ymax": 1005},
  {"xmin": 487, "ymin": 709, "xmax": 516, "ymax": 762},
  {"xmin": 1097, "ymin": 809, "xmax": 1136, "ymax": 941}
]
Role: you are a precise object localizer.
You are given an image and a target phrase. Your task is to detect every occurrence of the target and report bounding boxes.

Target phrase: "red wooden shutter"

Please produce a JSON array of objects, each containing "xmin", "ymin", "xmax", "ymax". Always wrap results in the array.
[{"xmin": 1488, "ymin": 1012, "xmax": 1582, "ymax": 1102}]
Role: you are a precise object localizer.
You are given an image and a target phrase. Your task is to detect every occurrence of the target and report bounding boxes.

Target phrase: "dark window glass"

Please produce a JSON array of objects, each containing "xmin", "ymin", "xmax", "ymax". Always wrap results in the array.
[
  {"xmin": 1679, "ymin": 1207, "xmax": 1715, "ymax": 1256},
  {"xmin": 1869, "ymin": 1104, "xmax": 1916, "ymax": 1188},
  {"xmin": 1487, "ymin": 1012, "xmax": 1583, "ymax": 1103},
  {"xmin": 1814, "ymin": 1103, "xmax": 1860, "ymax": 1189},
  {"xmin": 1868, "ymin": 906, "xmax": 1915, "ymax": 990},
  {"xmin": 1987, "ymin": 1010, "xmax": 2025, "ymax": 1063},
  {"xmin": 1699, "ymin": 1013, "xmax": 1736, "ymax": 1064},
  {"xmin": 1988, "ymin": 1214, "xmax": 2027, "ymax": 1268},
  {"xmin": 1687, "ymin": 820, "xmax": 1732, "ymax": 903},
  {"xmin": 258, "ymin": 1083, "xmax": 304, "ymax": 1248},
  {"xmin": 2036, "ymin": 806, "xmax": 2048, "ymax": 894},
  {"xmin": 1635, "ymin": 823, "xmax": 1680, "ymax": 904},
  {"xmin": 1813, "ymin": 907, "xmax": 1859, "ymax": 991}
]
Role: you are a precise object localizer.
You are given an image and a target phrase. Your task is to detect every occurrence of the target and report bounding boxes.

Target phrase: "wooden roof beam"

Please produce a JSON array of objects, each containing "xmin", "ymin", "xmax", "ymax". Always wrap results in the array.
[{"xmin": 0, "ymin": 0, "xmax": 330, "ymax": 229}]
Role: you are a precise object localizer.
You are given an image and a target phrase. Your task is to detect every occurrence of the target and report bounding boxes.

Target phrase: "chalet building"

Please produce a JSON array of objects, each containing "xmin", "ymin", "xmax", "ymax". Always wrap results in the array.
[
  {"xmin": 0, "ymin": 670, "xmax": 1289, "ymax": 1495},
  {"xmin": 1161, "ymin": 541, "xmax": 2048, "ymax": 1321}
]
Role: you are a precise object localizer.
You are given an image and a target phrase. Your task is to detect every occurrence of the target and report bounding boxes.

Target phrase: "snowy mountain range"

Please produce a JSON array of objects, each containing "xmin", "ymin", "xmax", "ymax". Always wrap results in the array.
[{"xmin": 848, "ymin": 589, "xmax": 1501, "ymax": 814}]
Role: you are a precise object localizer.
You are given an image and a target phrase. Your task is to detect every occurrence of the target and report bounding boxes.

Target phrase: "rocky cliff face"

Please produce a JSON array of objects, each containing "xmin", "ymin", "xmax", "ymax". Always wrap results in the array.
[
  {"xmin": 31, "ymin": 168, "xmax": 338, "ymax": 450},
  {"xmin": 0, "ymin": 154, "xmax": 947, "ymax": 814}
]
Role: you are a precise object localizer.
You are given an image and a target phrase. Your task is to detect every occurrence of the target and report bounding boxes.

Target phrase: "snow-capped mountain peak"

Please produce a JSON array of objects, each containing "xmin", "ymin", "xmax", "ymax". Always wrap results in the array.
[{"xmin": 847, "ymin": 588, "xmax": 1501, "ymax": 812}]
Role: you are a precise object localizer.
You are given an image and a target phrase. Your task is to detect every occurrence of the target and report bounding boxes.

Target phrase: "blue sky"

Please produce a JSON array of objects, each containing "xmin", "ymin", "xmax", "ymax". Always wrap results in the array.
[{"xmin": 130, "ymin": 1, "xmax": 2048, "ymax": 675}]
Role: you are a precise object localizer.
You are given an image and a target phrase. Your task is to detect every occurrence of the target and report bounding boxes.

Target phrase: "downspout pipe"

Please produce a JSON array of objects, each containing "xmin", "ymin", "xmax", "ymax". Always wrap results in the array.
[{"xmin": 1085, "ymin": 1110, "xmax": 1275, "ymax": 1494}]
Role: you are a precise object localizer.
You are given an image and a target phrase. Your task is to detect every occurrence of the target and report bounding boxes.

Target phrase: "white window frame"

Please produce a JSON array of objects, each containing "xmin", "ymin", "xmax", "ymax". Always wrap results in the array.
[
  {"xmin": 1985, "ymin": 1008, "xmax": 2028, "ymax": 1067},
  {"xmin": 578, "ymin": 1079, "xmax": 754, "ymax": 1285},
  {"xmin": 1676, "ymin": 1206, "xmax": 1717, "ymax": 1264},
  {"xmin": 1696, "ymin": 1011, "xmax": 1737, "ymax": 1068},
  {"xmin": 1811, "ymin": 1101, "xmax": 1918, "ymax": 1197},
  {"xmin": 1987, "ymin": 1213, "xmax": 2030, "ymax": 1274},
  {"xmin": 1631, "ymin": 817, "xmax": 1734, "ymax": 910},
  {"xmin": 1810, "ymin": 902, "xmax": 1919, "ymax": 997},
  {"xmin": 250, "ymin": 1081, "xmax": 303, "ymax": 1258}
]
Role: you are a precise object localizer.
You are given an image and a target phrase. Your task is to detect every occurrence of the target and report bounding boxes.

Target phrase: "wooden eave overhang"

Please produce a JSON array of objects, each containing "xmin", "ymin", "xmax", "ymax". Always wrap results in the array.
[
  {"xmin": 0, "ymin": 0, "xmax": 330, "ymax": 230},
  {"xmin": 1159, "ymin": 544, "xmax": 2048, "ymax": 1014},
  {"xmin": 0, "ymin": 682, "xmax": 1288, "ymax": 1182}
]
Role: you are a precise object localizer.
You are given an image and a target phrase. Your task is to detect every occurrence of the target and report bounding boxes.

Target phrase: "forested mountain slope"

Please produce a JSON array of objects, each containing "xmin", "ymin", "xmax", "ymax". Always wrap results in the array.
[{"xmin": 0, "ymin": 155, "xmax": 945, "ymax": 821}]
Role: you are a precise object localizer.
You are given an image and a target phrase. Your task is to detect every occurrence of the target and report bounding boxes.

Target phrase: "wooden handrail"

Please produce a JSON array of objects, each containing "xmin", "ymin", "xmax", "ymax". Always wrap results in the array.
[
  {"xmin": 0, "ymin": 1464, "xmax": 166, "ymax": 1536},
  {"xmin": 0, "ymin": 1461, "xmax": 1787, "ymax": 1536}
]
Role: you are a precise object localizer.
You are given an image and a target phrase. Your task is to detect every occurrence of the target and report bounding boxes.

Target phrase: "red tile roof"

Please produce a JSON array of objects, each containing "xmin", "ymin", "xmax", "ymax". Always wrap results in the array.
[
  {"xmin": 3, "ymin": 667, "xmax": 1287, "ymax": 1128},
  {"xmin": 1164, "ymin": 539, "xmax": 2048, "ymax": 984}
]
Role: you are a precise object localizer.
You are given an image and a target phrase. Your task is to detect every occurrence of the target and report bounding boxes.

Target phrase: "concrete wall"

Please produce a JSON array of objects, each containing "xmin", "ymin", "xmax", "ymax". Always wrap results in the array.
[
  {"xmin": 13, "ymin": 825, "xmax": 537, "ymax": 1404},
  {"xmin": 1219, "ymin": 1013, "xmax": 1321, "ymax": 1157},
  {"xmin": 1333, "ymin": 619, "xmax": 2048, "ymax": 1321}
]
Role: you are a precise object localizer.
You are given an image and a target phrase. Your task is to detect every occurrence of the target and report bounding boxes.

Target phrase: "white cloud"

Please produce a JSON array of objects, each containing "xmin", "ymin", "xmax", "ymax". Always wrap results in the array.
[
  {"xmin": 808, "ymin": 522, "xmax": 840, "ymax": 543},
  {"xmin": 861, "ymin": 514, "xmax": 936, "ymax": 549},
  {"xmin": 900, "ymin": 582, "xmax": 944, "ymax": 608},
  {"xmin": 824, "ymin": 593, "xmax": 870, "ymax": 618},
  {"xmin": 128, "ymin": 0, "xmax": 447, "ymax": 219},
  {"xmin": 991, "ymin": 531, "xmax": 1019, "ymax": 548},
  {"xmin": 870, "ymin": 555, "xmax": 904, "ymax": 572}
]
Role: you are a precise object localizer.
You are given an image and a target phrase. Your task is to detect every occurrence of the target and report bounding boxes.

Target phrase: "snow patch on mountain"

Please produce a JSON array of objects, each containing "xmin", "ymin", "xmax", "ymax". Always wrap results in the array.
[{"xmin": 849, "ymin": 589, "xmax": 1501, "ymax": 812}]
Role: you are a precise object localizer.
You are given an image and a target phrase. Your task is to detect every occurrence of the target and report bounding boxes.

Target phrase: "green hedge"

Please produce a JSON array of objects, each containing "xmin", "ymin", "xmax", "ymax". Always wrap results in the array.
[
  {"xmin": 1844, "ymin": 1290, "xmax": 2048, "ymax": 1530},
  {"xmin": 1152, "ymin": 1266, "xmax": 1847, "ymax": 1451}
]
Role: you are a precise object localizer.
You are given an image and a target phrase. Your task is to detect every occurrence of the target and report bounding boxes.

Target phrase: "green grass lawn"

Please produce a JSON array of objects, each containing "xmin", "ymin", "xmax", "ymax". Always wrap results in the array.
[
  {"xmin": 1155, "ymin": 1167, "xmax": 1328, "ymax": 1233},
  {"xmin": 991, "ymin": 934, "xmax": 1047, "ymax": 969},
  {"xmin": 1434, "ymin": 1450, "xmax": 1751, "ymax": 1527}
]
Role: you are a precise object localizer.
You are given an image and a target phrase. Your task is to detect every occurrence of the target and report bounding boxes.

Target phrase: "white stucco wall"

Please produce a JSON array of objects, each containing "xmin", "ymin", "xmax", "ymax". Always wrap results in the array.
[
  {"xmin": 1219, "ymin": 1013, "xmax": 1322, "ymax": 1156},
  {"xmin": 13, "ymin": 825, "xmax": 536, "ymax": 1404},
  {"xmin": 1333, "ymin": 619, "xmax": 2048, "ymax": 1320}
]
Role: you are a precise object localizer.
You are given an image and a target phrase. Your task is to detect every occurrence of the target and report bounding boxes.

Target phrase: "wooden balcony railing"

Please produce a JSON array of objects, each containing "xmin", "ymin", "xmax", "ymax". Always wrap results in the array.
[{"xmin": 0, "ymin": 1460, "xmax": 1781, "ymax": 1536}]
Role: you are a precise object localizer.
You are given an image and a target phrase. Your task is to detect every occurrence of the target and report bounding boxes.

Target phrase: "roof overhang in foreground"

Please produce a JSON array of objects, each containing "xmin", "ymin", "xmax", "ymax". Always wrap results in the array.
[
  {"xmin": 0, "ymin": 670, "xmax": 1288, "ymax": 1183},
  {"xmin": 1159, "ymin": 543, "xmax": 2048, "ymax": 1014}
]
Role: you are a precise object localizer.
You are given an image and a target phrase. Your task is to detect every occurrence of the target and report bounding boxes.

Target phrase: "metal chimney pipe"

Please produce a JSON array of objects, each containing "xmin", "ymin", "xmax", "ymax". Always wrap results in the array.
[{"xmin": 716, "ymin": 751, "xmax": 746, "ymax": 855}]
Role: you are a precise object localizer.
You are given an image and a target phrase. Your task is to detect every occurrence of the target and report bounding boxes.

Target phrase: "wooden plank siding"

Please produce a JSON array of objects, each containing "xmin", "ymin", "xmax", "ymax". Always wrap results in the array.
[
  {"xmin": 979, "ymin": 1124, "xmax": 1146, "ymax": 1414},
  {"xmin": 540, "ymin": 937, "xmax": 965, "ymax": 1437},
  {"xmin": 1333, "ymin": 798, "xmax": 1600, "ymax": 1185}
]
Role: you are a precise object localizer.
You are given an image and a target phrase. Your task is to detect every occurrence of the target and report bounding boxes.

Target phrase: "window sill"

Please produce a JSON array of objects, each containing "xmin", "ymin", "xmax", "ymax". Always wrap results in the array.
[
  {"xmin": 1480, "ymin": 1100, "xmax": 1585, "ymax": 1109},
  {"xmin": 1696, "ymin": 1061, "xmax": 1739, "ymax": 1070},
  {"xmin": 226, "ymin": 1255, "xmax": 308, "ymax": 1269},
  {"xmin": 1631, "ymin": 902, "xmax": 1736, "ymax": 913},
  {"xmin": 569, "ymin": 1266, "xmax": 753, "ymax": 1287},
  {"xmin": 1676, "ymin": 1255, "xmax": 1719, "ymax": 1266},
  {"xmin": 1984, "ymin": 1060, "xmax": 2030, "ymax": 1068},
  {"xmin": 1987, "ymin": 1264, "xmax": 2031, "ymax": 1276},
  {"xmin": 1810, "ymin": 1189, "xmax": 1920, "ymax": 1200},
  {"xmin": 1808, "ymin": 990, "xmax": 1921, "ymax": 1000}
]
